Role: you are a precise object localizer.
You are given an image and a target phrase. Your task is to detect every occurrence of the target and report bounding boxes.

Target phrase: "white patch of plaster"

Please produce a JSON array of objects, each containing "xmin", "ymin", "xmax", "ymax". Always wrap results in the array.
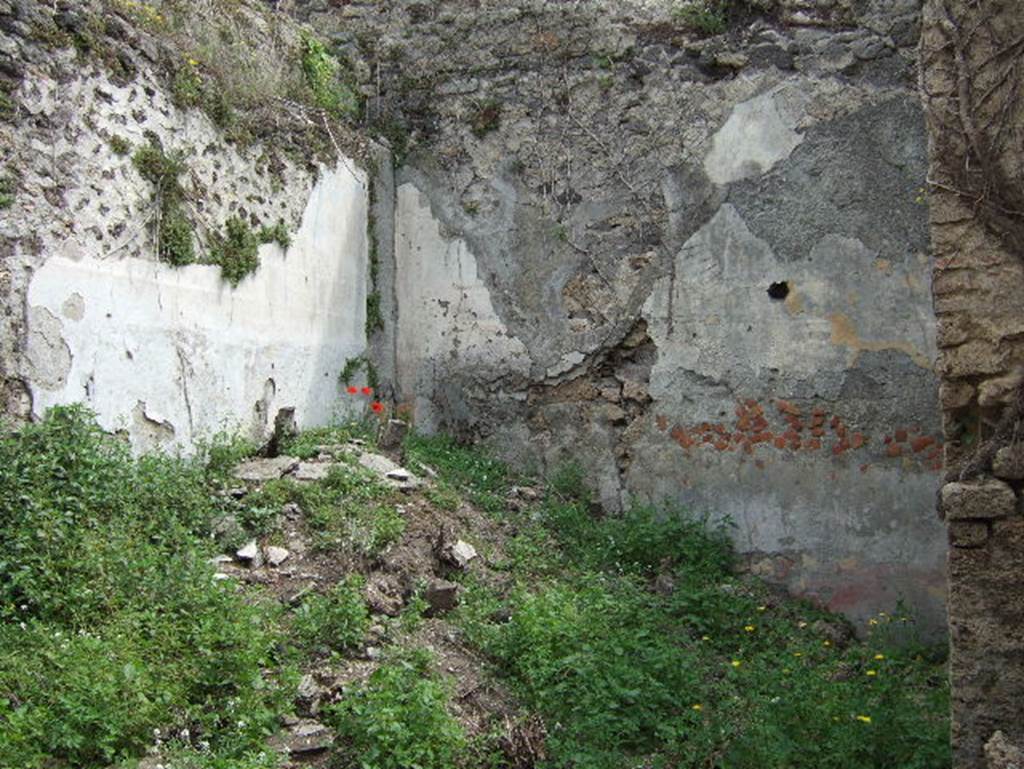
[
  {"xmin": 25, "ymin": 162, "xmax": 368, "ymax": 454},
  {"xmin": 704, "ymin": 85, "xmax": 809, "ymax": 185},
  {"xmin": 394, "ymin": 183, "xmax": 530, "ymax": 430}
]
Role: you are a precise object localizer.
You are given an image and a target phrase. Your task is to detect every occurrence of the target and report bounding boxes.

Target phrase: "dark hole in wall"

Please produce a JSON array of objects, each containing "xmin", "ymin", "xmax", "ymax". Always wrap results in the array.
[{"xmin": 767, "ymin": 281, "xmax": 790, "ymax": 300}]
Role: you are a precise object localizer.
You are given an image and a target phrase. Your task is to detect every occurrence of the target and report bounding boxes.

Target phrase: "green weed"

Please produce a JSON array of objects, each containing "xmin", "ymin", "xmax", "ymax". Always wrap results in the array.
[
  {"xmin": 403, "ymin": 433, "xmax": 512, "ymax": 513},
  {"xmin": 300, "ymin": 35, "xmax": 361, "ymax": 120},
  {"xmin": 325, "ymin": 650, "xmax": 466, "ymax": 769},
  {"xmin": 209, "ymin": 216, "xmax": 260, "ymax": 287},
  {"xmin": 132, "ymin": 139, "xmax": 195, "ymax": 266},
  {"xmin": 0, "ymin": 406, "xmax": 292, "ymax": 769},
  {"xmin": 292, "ymin": 576, "xmax": 370, "ymax": 656}
]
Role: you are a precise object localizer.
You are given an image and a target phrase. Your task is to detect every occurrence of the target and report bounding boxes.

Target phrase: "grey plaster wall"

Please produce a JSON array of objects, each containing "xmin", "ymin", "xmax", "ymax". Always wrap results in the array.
[{"xmin": 300, "ymin": 0, "xmax": 943, "ymax": 633}]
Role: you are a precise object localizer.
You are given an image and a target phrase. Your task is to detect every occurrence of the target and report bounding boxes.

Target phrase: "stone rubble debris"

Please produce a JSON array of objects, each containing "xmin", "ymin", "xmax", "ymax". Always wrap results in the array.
[
  {"xmin": 235, "ymin": 540, "xmax": 262, "ymax": 567},
  {"xmin": 264, "ymin": 546, "xmax": 290, "ymax": 567},
  {"xmin": 232, "ymin": 456, "xmax": 299, "ymax": 482}
]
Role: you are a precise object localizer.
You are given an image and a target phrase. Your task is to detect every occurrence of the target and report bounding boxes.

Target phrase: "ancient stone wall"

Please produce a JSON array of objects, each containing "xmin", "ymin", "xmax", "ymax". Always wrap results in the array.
[
  {"xmin": 293, "ymin": 0, "xmax": 947, "ymax": 635},
  {"xmin": 0, "ymin": 1, "xmax": 372, "ymax": 452},
  {"xmin": 921, "ymin": 0, "xmax": 1024, "ymax": 765}
]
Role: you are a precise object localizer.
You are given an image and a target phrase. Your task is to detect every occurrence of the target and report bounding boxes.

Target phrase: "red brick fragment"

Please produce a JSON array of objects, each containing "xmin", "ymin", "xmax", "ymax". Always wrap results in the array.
[
  {"xmin": 887, "ymin": 444, "xmax": 903, "ymax": 458},
  {"xmin": 911, "ymin": 436, "xmax": 935, "ymax": 453},
  {"xmin": 850, "ymin": 433, "xmax": 866, "ymax": 449},
  {"xmin": 894, "ymin": 429, "xmax": 908, "ymax": 443}
]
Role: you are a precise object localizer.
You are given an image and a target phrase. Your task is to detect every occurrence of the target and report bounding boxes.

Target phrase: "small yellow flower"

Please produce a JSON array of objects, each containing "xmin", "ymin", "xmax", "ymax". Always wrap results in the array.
[
  {"xmin": 868, "ymin": 619, "xmax": 879, "ymax": 626},
  {"xmin": 866, "ymin": 670, "xmax": 878, "ymax": 677},
  {"xmin": 793, "ymin": 652, "xmax": 803, "ymax": 657},
  {"xmin": 856, "ymin": 715, "xmax": 872, "ymax": 724},
  {"xmin": 731, "ymin": 660, "xmax": 742, "ymax": 668},
  {"xmin": 744, "ymin": 625, "xmax": 756, "ymax": 632},
  {"xmin": 701, "ymin": 635, "xmax": 710, "ymax": 641},
  {"xmin": 873, "ymin": 654, "xmax": 885, "ymax": 660},
  {"xmin": 797, "ymin": 621, "xmax": 808, "ymax": 628},
  {"xmin": 757, "ymin": 605, "xmax": 767, "ymax": 612},
  {"xmin": 692, "ymin": 704, "xmax": 703, "ymax": 711},
  {"xmin": 823, "ymin": 640, "xmax": 832, "ymax": 647},
  {"xmin": 187, "ymin": 58, "xmax": 199, "ymax": 67}
]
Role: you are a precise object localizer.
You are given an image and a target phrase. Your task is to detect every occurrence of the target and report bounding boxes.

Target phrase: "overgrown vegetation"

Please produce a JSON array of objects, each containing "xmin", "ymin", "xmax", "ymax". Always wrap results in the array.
[
  {"xmin": 0, "ymin": 172, "xmax": 15, "ymax": 210},
  {"xmin": 325, "ymin": 650, "xmax": 467, "ymax": 769},
  {"xmin": 208, "ymin": 215, "xmax": 260, "ymax": 287},
  {"xmin": 0, "ymin": 407, "xmax": 292, "ymax": 768},
  {"xmin": 406, "ymin": 439, "xmax": 952, "ymax": 769},
  {"xmin": 132, "ymin": 137, "xmax": 195, "ymax": 266},
  {"xmin": 0, "ymin": 410, "xmax": 950, "ymax": 769},
  {"xmin": 338, "ymin": 355, "xmax": 380, "ymax": 391},
  {"xmin": 366, "ymin": 291, "xmax": 384, "ymax": 334},
  {"xmin": 673, "ymin": 0, "xmax": 777, "ymax": 35},
  {"xmin": 292, "ymin": 575, "xmax": 370, "ymax": 656},
  {"xmin": 300, "ymin": 35, "xmax": 361, "ymax": 121},
  {"xmin": 468, "ymin": 98, "xmax": 502, "ymax": 138}
]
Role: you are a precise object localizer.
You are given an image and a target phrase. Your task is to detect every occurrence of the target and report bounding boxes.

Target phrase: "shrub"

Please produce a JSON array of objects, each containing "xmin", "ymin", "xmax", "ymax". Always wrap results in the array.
[
  {"xmin": 292, "ymin": 576, "xmax": 370, "ymax": 655},
  {"xmin": 108, "ymin": 135, "xmax": 131, "ymax": 155},
  {"xmin": 300, "ymin": 35, "xmax": 361, "ymax": 120},
  {"xmin": 209, "ymin": 216, "xmax": 260, "ymax": 286},
  {"xmin": 0, "ymin": 406, "xmax": 290, "ymax": 768},
  {"xmin": 258, "ymin": 220, "xmax": 291, "ymax": 250},
  {"xmin": 326, "ymin": 650, "xmax": 466, "ymax": 769},
  {"xmin": 132, "ymin": 139, "xmax": 195, "ymax": 266}
]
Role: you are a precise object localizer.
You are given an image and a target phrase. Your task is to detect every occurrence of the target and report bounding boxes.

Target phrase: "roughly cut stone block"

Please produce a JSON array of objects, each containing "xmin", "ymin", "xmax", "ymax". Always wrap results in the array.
[
  {"xmin": 985, "ymin": 730, "xmax": 1024, "ymax": 769},
  {"xmin": 236, "ymin": 540, "xmax": 262, "ymax": 567},
  {"xmin": 949, "ymin": 521, "xmax": 990, "ymax": 549},
  {"xmin": 992, "ymin": 445, "xmax": 1024, "ymax": 481},
  {"xmin": 294, "ymin": 462, "xmax": 331, "ymax": 482},
  {"xmin": 942, "ymin": 480, "xmax": 1017, "ymax": 521},
  {"xmin": 423, "ymin": 578, "xmax": 460, "ymax": 616},
  {"xmin": 233, "ymin": 456, "xmax": 299, "ymax": 482},
  {"xmin": 264, "ymin": 546, "xmax": 290, "ymax": 567}
]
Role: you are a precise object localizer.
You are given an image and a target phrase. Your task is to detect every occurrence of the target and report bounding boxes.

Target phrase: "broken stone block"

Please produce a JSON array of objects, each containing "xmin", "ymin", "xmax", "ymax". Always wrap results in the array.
[
  {"xmin": 236, "ymin": 540, "xmax": 262, "ymax": 567},
  {"xmin": 365, "ymin": 574, "xmax": 404, "ymax": 616},
  {"xmin": 232, "ymin": 456, "xmax": 299, "ymax": 482},
  {"xmin": 949, "ymin": 521, "xmax": 990, "ymax": 549},
  {"xmin": 268, "ymin": 719, "xmax": 334, "ymax": 755},
  {"xmin": 293, "ymin": 462, "xmax": 330, "ymax": 482},
  {"xmin": 423, "ymin": 578, "xmax": 460, "ymax": 616},
  {"xmin": 985, "ymin": 730, "xmax": 1024, "ymax": 769},
  {"xmin": 441, "ymin": 539, "xmax": 478, "ymax": 569},
  {"xmin": 378, "ymin": 418, "xmax": 410, "ymax": 450},
  {"xmin": 942, "ymin": 480, "xmax": 1017, "ymax": 521},
  {"xmin": 264, "ymin": 546, "xmax": 290, "ymax": 567},
  {"xmin": 359, "ymin": 452, "xmax": 421, "ymax": 489},
  {"xmin": 992, "ymin": 445, "xmax": 1024, "ymax": 481},
  {"xmin": 295, "ymin": 674, "xmax": 322, "ymax": 717}
]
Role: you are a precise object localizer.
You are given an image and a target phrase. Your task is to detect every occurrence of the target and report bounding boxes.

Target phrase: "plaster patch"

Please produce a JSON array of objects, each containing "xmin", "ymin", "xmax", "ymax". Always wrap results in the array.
[
  {"xmin": 25, "ymin": 306, "xmax": 73, "ymax": 391},
  {"xmin": 704, "ymin": 85, "xmax": 809, "ymax": 186},
  {"xmin": 61, "ymin": 293, "xmax": 85, "ymax": 321}
]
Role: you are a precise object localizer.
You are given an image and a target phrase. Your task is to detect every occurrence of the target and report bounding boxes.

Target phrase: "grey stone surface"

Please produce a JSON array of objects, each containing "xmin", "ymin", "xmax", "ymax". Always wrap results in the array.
[
  {"xmin": 992, "ymin": 445, "xmax": 1024, "ymax": 481},
  {"xmin": 233, "ymin": 457, "xmax": 299, "ymax": 482}
]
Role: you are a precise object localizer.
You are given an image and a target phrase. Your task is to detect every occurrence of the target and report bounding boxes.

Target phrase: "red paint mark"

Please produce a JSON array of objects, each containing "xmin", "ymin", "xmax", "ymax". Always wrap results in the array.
[
  {"xmin": 850, "ymin": 433, "xmax": 866, "ymax": 450},
  {"xmin": 714, "ymin": 440, "xmax": 729, "ymax": 451},
  {"xmin": 811, "ymin": 426, "xmax": 825, "ymax": 438},
  {"xmin": 774, "ymin": 436, "xmax": 787, "ymax": 449},
  {"xmin": 806, "ymin": 438, "xmax": 821, "ymax": 451},
  {"xmin": 713, "ymin": 424, "xmax": 728, "ymax": 436},
  {"xmin": 670, "ymin": 426, "xmax": 694, "ymax": 449},
  {"xmin": 733, "ymin": 431, "xmax": 745, "ymax": 443},
  {"xmin": 894, "ymin": 429, "xmax": 908, "ymax": 443},
  {"xmin": 887, "ymin": 444, "xmax": 903, "ymax": 458},
  {"xmin": 776, "ymin": 399, "xmax": 801, "ymax": 417},
  {"xmin": 789, "ymin": 438, "xmax": 802, "ymax": 450},
  {"xmin": 912, "ymin": 435, "xmax": 935, "ymax": 453},
  {"xmin": 752, "ymin": 416, "xmax": 769, "ymax": 432}
]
